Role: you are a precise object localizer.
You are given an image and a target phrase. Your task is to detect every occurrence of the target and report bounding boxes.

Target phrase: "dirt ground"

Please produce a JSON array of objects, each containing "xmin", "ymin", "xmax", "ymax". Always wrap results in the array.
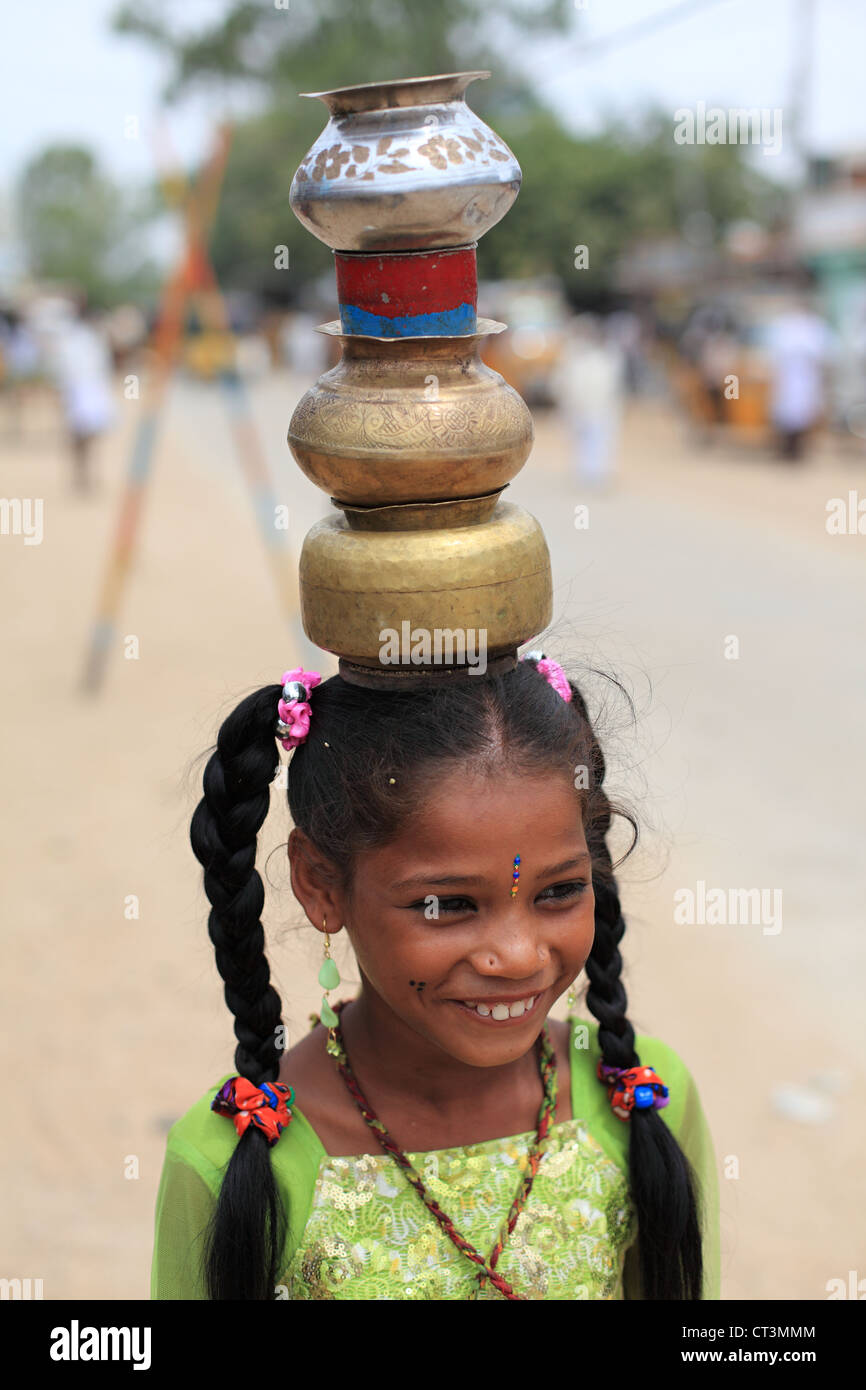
[{"xmin": 1, "ymin": 369, "xmax": 863, "ymax": 1300}]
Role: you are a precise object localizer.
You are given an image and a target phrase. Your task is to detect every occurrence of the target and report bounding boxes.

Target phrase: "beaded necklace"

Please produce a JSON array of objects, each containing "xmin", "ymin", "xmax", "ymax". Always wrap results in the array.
[{"xmin": 314, "ymin": 997, "xmax": 559, "ymax": 1300}]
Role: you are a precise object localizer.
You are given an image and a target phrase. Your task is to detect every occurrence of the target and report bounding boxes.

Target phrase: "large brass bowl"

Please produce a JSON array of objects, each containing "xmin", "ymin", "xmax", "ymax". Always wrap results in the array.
[
  {"xmin": 287, "ymin": 320, "xmax": 533, "ymax": 506},
  {"xmin": 299, "ymin": 500, "xmax": 551, "ymax": 666}
]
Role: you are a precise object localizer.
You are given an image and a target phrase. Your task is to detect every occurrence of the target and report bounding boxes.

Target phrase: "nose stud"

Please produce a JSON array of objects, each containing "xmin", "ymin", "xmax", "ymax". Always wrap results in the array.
[{"xmin": 510, "ymin": 854, "xmax": 520, "ymax": 898}]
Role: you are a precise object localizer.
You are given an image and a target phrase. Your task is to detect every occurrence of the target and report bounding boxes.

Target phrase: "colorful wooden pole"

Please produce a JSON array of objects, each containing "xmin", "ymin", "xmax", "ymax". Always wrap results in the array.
[
  {"xmin": 80, "ymin": 128, "xmax": 232, "ymax": 693},
  {"xmin": 81, "ymin": 122, "xmax": 309, "ymax": 692}
]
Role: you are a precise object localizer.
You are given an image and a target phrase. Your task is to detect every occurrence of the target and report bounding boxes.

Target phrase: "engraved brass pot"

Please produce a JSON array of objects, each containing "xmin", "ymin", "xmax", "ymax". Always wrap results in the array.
[
  {"xmin": 290, "ymin": 72, "xmax": 521, "ymax": 252},
  {"xmin": 288, "ymin": 319, "xmax": 533, "ymax": 506},
  {"xmin": 299, "ymin": 500, "xmax": 552, "ymax": 665}
]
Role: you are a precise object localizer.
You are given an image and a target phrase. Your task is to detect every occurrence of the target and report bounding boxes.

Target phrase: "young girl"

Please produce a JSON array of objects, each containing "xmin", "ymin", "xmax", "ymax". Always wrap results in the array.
[{"xmin": 151, "ymin": 654, "xmax": 719, "ymax": 1300}]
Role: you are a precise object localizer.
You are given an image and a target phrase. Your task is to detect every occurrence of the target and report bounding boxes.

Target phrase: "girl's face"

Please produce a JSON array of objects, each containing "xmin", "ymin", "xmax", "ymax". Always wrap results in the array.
[{"xmin": 324, "ymin": 766, "xmax": 595, "ymax": 1069}]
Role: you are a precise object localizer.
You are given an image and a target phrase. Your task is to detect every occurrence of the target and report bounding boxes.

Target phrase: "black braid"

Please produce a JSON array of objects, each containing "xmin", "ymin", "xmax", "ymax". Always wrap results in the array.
[
  {"xmin": 189, "ymin": 684, "xmax": 287, "ymax": 1299},
  {"xmin": 570, "ymin": 682, "xmax": 704, "ymax": 1300}
]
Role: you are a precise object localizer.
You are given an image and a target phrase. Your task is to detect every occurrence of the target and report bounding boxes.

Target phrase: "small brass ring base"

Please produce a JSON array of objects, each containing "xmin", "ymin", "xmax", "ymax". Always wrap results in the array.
[
  {"xmin": 333, "ymin": 488, "xmax": 506, "ymax": 532},
  {"xmin": 338, "ymin": 653, "xmax": 517, "ymax": 690}
]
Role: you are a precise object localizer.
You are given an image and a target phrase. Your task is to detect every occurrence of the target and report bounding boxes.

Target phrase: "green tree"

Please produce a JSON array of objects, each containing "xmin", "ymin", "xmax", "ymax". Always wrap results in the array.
[
  {"xmin": 112, "ymin": 0, "xmax": 572, "ymax": 108},
  {"xmin": 111, "ymin": 0, "xmax": 785, "ymax": 306},
  {"xmin": 112, "ymin": 0, "xmax": 572, "ymax": 305},
  {"xmin": 17, "ymin": 145, "xmax": 159, "ymax": 307},
  {"xmin": 485, "ymin": 108, "xmax": 787, "ymax": 301}
]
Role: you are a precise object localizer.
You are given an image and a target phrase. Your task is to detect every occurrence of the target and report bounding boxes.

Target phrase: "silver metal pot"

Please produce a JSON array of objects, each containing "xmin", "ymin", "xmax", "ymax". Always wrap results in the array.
[{"xmin": 290, "ymin": 71, "xmax": 521, "ymax": 251}]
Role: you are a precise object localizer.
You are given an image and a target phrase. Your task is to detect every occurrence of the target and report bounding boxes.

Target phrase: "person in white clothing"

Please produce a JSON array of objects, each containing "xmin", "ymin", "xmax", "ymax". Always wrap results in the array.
[
  {"xmin": 551, "ymin": 315, "xmax": 625, "ymax": 489},
  {"xmin": 51, "ymin": 301, "xmax": 117, "ymax": 492},
  {"xmin": 765, "ymin": 298, "xmax": 835, "ymax": 461}
]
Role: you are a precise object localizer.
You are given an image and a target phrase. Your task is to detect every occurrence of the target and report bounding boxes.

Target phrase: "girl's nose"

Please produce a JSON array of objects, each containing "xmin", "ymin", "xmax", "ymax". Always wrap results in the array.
[{"xmin": 473, "ymin": 917, "xmax": 549, "ymax": 976}]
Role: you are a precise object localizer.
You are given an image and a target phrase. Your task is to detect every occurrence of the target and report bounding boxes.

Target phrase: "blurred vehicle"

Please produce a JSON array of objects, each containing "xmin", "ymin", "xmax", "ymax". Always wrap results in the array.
[
  {"xmin": 477, "ymin": 278, "xmax": 570, "ymax": 405},
  {"xmin": 181, "ymin": 322, "xmax": 236, "ymax": 379},
  {"xmin": 179, "ymin": 294, "xmax": 271, "ymax": 379},
  {"xmin": 674, "ymin": 290, "xmax": 819, "ymax": 446}
]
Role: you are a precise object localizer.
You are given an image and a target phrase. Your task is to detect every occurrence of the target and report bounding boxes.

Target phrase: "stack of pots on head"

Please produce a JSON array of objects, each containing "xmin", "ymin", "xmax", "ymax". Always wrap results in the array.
[{"xmin": 288, "ymin": 71, "xmax": 552, "ymax": 688}]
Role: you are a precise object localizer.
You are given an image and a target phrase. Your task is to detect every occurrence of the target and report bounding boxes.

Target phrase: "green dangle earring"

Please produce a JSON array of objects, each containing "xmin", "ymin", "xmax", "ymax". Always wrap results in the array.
[{"xmin": 319, "ymin": 916, "xmax": 342, "ymax": 1057}]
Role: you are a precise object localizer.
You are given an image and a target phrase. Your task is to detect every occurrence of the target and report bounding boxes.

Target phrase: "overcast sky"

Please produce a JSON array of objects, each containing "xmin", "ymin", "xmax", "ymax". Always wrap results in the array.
[{"xmin": 2, "ymin": 0, "xmax": 864, "ymax": 190}]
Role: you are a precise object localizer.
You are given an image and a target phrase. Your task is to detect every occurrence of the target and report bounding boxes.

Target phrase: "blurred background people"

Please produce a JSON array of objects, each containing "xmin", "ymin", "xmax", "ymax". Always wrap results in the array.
[
  {"xmin": 49, "ymin": 299, "xmax": 117, "ymax": 492},
  {"xmin": 765, "ymin": 295, "xmax": 835, "ymax": 461},
  {"xmin": 0, "ymin": 306, "xmax": 42, "ymax": 439},
  {"xmin": 697, "ymin": 318, "xmax": 740, "ymax": 428},
  {"xmin": 552, "ymin": 314, "xmax": 626, "ymax": 490},
  {"xmin": 280, "ymin": 309, "xmax": 329, "ymax": 375},
  {"xmin": 606, "ymin": 307, "xmax": 646, "ymax": 395}
]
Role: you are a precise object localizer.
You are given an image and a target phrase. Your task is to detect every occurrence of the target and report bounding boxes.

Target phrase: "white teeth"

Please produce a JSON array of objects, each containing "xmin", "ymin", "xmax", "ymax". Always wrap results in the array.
[{"xmin": 460, "ymin": 996, "xmax": 537, "ymax": 1018}]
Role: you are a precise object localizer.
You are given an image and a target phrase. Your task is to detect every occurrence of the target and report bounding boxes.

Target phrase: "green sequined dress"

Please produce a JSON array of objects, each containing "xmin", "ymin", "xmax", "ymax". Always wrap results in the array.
[{"xmin": 150, "ymin": 1015, "xmax": 720, "ymax": 1300}]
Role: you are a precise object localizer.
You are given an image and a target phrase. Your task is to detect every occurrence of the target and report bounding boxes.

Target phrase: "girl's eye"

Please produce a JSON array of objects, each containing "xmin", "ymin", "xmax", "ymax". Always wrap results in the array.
[
  {"xmin": 409, "ymin": 896, "xmax": 476, "ymax": 915},
  {"xmin": 407, "ymin": 881, "xmax": 590, "ymax": 915},
  {"xmin": 538, "ymin": 880, "xmax": 590, "ymax": 903}
]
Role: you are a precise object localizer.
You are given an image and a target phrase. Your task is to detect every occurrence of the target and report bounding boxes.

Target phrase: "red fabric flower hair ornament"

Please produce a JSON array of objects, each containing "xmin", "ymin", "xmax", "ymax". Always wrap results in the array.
[
  {"xmin": 212, "ymin": 1077, "xmax": 295, "ymax": 1146},
  {"xmin": 597, "ymin": 1061, "xmax": 670, "ymax": 1122}
]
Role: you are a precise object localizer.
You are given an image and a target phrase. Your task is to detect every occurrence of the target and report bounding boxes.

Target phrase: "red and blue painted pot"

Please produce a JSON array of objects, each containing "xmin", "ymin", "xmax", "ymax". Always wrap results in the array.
[{"xmin": 335, "ymin": 245, "xmax": 477, "ymax": 337}]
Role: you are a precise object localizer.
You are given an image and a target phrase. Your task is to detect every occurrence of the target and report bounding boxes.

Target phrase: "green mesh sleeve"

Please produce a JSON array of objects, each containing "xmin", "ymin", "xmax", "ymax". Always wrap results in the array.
[
  {"xmin": 150, "ymin": 1074, "xmax": 326, "ymax": 1300},
  {"xmin": 150, "ymin": 1137, "xmax": 219, "ymax": 1300},
  {"xmin": 570, "ymin": 1017, "xmax": 721, "ymax": 1300}
]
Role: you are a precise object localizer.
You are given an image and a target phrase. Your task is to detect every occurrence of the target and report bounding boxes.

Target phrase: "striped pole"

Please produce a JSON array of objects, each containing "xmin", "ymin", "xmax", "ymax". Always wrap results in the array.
[{"xmin": 80, "ymin": 127, "xmax": 232, "ymax": 693}]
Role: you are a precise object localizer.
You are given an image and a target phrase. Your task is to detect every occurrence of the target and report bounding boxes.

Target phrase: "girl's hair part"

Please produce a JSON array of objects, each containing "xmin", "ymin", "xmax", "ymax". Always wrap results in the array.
[{"xmin": 190, "ymin": 661, "xmax": 703, "ymax": 1299}]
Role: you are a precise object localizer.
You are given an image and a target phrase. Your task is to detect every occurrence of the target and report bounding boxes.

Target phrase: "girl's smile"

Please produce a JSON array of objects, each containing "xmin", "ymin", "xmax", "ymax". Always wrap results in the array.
[{"xmin": 449, "ymin": 990, "xmax": 547, "ymax": 1024}]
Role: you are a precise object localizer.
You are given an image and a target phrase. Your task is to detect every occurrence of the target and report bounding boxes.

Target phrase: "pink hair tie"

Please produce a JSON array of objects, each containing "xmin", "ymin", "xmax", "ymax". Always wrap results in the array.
[
  {"xmin": 276, "ymin": 667, "xmax": 322, "ymax": 749},
  {"xmin": 521, "ymin": 650, "xmax": 572, "ymax": 703}
]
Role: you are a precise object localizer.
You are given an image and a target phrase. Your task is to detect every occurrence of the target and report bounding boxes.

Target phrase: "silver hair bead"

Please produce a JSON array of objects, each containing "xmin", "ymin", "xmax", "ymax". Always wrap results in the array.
[
  {"xmin": 275, "ymin": 718, "xmax": 295, "ymax": 738},
  {"xmin": 282, "ymin": 680, "xmax": 308, "ymax": 703},
  {"xmin": 524, "ymin": 650, "xmax": 546, "ymax": 662}
]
